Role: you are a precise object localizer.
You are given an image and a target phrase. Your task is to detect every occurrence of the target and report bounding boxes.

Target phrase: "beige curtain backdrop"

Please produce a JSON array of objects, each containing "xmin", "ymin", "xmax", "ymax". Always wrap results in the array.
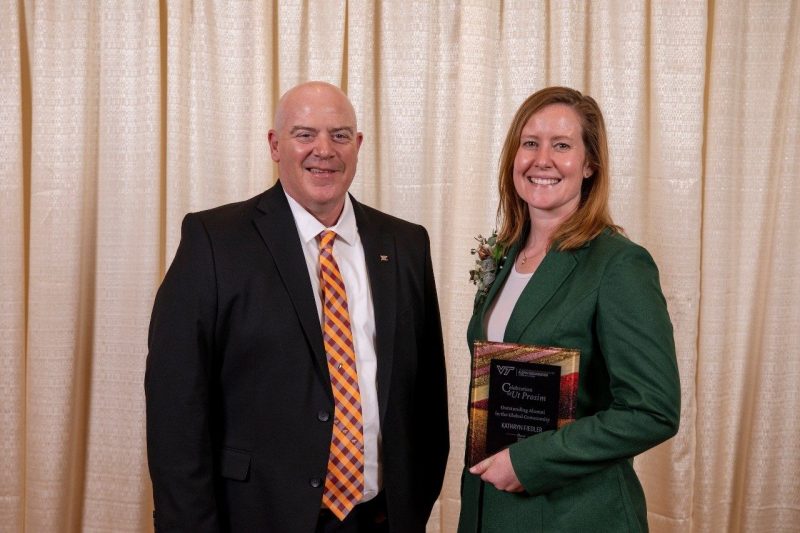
[{"xmin": 1, "ymin": 1, "xmax": 798, "ymax": 531}]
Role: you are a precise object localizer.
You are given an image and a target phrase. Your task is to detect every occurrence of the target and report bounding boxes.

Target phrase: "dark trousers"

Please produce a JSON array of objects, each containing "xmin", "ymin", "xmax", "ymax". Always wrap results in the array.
[{"xmin": 316, "ymin": 492, "xmax": 388, "ymax": 533}]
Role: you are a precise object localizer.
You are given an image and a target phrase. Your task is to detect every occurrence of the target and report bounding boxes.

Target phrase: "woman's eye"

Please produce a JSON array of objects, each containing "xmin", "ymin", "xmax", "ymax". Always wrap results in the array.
[{"xmin": 555, "ymin": 142, "xmax": 570, "ymax": 150}]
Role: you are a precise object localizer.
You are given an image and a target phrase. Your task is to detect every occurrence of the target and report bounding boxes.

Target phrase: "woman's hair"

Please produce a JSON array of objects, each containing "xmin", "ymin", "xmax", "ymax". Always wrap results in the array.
[{"xmin": 496, "ymin": 86, "xmax": 621, "ymax": 250}]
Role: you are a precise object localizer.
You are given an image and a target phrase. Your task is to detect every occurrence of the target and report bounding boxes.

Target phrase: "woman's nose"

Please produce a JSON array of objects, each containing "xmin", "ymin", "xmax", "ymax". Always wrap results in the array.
[{"xmin": 534, "ymin": 146, "xmax": 552, "ymax": 168}]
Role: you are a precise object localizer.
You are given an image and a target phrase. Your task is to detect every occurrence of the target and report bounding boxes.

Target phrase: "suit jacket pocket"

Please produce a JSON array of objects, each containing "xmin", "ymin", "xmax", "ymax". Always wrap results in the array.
[
  {"xmin": 219, "ymin": 447, "xmax": 251, "ymax": 481},
  {"xmin": 544, "ymin": 463, "xmax": 634, "ymax": 532}
]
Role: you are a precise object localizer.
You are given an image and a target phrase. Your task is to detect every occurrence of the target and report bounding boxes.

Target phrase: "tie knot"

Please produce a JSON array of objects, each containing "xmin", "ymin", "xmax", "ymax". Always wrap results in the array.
[{"xmin": 318, "ymin": 230, "xmax": 337, "ymax": 251}]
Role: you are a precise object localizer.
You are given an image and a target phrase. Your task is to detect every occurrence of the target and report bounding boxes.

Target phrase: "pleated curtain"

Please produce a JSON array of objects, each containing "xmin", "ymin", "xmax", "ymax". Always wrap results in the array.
[{"xmin": 1, "ymin": 1, "xmax": 798, "ymax": 531}]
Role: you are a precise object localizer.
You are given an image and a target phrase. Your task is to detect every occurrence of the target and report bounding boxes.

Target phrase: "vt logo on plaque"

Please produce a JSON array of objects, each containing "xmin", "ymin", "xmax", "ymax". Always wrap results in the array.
[{"xmin": 495, "ymin": 365, "xmax": 515, "ymax": 376}]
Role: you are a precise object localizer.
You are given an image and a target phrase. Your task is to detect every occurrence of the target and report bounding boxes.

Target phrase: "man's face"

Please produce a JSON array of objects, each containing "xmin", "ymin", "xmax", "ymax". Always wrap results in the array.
[{"xmin": 268, "ymin": 84, "xmax": 363, "ymax": 226}]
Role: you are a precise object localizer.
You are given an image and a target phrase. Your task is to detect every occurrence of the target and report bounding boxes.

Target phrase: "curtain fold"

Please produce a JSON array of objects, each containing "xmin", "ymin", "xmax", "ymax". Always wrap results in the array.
[
  {"xmin": 0, "ymin": 1, "xmax": 26, "ymax": 531},
  {"xmin": 25, "ymin": 3, "xmax": 100, "ymax": 530},
  {"xmin": 696, "ymin": 1, "xmax": 800, "ymax": 531},
  {"xmin": 3, "ymin": 1, "xmax": 798, "ymax": 531}
]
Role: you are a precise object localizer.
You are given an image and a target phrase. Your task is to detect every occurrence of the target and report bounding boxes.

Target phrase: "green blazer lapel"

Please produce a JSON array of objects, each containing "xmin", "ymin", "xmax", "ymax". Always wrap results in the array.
[
  {"xmin": 470, "ymin": 242, "xmax": 519, "ymax": 341},
  {"xmin": 504, "ymin": 248, "xmax": 578, "ymax": 342}
]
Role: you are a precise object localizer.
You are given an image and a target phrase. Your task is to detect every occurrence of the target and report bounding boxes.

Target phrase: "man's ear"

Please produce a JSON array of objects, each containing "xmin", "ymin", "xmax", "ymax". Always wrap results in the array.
[{"xmin": 267, "ymin": 130, "xmax": 280, "ymax": 162}]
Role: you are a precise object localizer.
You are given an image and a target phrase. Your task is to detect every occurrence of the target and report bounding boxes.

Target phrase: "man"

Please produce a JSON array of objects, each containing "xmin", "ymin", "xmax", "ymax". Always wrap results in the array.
[{"xmin": 145, "ymin": 82, "xmax": 449, "ymax": 532}]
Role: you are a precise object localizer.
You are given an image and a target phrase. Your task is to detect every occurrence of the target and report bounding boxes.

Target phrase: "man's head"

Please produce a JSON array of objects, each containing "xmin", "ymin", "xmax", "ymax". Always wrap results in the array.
[{"xmin": 268, "ymin": 82, "xmax": 363, "ymax": 226}]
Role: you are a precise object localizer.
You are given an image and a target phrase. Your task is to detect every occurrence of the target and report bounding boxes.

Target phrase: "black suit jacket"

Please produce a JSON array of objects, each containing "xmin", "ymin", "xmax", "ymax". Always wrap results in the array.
[{"xmin": 145, "ymin": 182, "xmax": 449, "ymax": 532}]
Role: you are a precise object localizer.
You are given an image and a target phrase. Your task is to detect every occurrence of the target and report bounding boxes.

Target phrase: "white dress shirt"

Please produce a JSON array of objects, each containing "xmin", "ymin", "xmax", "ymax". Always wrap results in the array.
[{"xmin": 284, "ymin": 191, "xmax": 382, "ymax": 502}]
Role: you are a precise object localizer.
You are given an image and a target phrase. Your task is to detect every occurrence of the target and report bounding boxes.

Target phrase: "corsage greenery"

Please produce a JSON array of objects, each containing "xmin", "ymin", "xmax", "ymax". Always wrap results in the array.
[{"xmin": 469, "ymin": 231, "xmax": 505, "ymax": 305}]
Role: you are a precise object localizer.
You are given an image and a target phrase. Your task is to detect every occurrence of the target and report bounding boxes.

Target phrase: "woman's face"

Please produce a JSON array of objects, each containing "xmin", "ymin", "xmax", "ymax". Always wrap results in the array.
[{"xmin": 513, "ymin": 104, "xmax": 591, "ymax": 222}]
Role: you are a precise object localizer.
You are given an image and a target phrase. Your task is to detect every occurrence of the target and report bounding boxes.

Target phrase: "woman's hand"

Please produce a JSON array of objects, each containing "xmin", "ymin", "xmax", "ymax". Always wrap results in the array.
[{"xmin": 468, "ymin": 448, "xmax": 524, "ymax": 492}]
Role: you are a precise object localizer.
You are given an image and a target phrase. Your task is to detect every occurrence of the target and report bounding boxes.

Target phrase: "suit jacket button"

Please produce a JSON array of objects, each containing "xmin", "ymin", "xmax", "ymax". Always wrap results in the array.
[
  {"xmin": 317, "ymin": 410, "xmax": 330, "ymax": 422},
  {"xmin": 310, "ymin": 477, "xmax": 322, "ymax": 488}
]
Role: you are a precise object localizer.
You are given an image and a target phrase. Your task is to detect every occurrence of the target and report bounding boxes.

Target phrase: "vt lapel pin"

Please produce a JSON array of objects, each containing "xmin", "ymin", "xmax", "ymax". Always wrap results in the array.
[{"xmin": 379, "ymin": 255, "xmax": 389, "ymax": 262}]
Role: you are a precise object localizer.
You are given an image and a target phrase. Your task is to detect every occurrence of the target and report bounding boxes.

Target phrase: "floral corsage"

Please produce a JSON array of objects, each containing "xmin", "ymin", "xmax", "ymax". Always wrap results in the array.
[{"xmin": 469, "ymin": 231, "xmax": 505, "ymax": 306}]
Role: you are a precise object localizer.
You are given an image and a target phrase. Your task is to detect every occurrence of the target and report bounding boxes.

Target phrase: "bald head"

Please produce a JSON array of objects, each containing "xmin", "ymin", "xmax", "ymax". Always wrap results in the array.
[
  {"xmin": 273, "ymin": 82, "xmax": 358, "ymax": 133},
  {"xmin": 267, "ymin": 81, "xmax": 363, "ymax": 227}
]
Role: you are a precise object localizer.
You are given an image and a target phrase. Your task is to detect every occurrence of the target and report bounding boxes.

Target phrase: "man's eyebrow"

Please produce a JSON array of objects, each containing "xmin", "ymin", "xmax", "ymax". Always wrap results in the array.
[
  {"xmin": 289, "ymin": 126, "xmax": 318, "ymax": 134},
  {"xmin": 288, "ymin": 126, "xmax": 354, "ymax": 134}
]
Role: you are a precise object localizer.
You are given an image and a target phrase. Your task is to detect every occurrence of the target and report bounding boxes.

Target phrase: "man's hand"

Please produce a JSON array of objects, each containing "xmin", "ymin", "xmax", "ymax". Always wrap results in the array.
[{"xmin": 468, "ymin": 448, "xmax": 524, "ymax": 492}]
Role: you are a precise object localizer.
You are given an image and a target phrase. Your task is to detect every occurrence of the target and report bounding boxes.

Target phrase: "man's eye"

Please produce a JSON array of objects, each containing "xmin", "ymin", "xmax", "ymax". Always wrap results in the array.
[{"xmin": 333, "ymin": 133, "xmax": 351, "ymax": 142}]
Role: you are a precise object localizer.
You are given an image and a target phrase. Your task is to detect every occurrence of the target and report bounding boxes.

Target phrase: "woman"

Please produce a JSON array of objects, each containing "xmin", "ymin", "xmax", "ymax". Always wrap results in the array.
[{"xmin": 458, "ymin": 87, "xmax": 680, "ymax": 532}]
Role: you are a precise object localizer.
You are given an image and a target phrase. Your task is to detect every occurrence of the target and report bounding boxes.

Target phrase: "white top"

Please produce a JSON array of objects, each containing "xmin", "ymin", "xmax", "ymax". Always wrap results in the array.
[
  {"xmin": 284, "ymin": 191, "xmax": 382, "ymax": 501},
  {"xmin": 484, "ymin": 262, "xmax": 534, "ymax": 342}
]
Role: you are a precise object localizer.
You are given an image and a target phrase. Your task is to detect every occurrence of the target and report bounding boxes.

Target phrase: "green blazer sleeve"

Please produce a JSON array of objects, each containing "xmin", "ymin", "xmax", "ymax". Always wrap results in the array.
[{"xmin": 510, "ymin": 237, "xmax": 680, "ymax": 494}]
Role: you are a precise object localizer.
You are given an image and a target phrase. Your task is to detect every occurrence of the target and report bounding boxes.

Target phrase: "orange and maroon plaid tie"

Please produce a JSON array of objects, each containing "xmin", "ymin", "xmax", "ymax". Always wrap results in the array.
[{"xmin": 317, "ymin": 230, "xmax": 365, "ymax": 520}]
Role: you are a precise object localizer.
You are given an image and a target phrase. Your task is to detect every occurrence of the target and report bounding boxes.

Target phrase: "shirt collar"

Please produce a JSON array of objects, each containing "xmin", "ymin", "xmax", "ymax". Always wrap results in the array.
[{"xmin": 283, "ymin": 190, "xmax": 358, "ymax": 247}]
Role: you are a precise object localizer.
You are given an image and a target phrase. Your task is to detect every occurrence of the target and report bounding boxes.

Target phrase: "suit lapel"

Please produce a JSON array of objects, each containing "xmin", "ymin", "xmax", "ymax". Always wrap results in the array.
[
  {"xmin": 504, "ymin": 248, "xmax": 578, "ymax": 342},
  {"xmin": 252, "ymin": 184, "xmax": 329, "ymax": 382},
  {"xmin": 352, "ymin": 198, "xmax": 396, "ymax": 422},
  {"xmin": 470, "ymin": 241, "xmax": 519, "ymax": 341}
]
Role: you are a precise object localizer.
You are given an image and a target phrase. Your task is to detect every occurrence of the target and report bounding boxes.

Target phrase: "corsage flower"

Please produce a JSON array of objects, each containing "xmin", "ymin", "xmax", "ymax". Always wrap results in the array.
[{"xmin": 469, "ymin": 231, "xmax": 505, "ymax": 305}]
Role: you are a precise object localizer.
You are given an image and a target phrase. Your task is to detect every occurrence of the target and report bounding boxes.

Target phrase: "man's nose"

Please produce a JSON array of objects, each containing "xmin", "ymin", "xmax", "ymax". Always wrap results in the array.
[{"xmin": 313, "ymin": 135, "xmax": 334, "ymax": 157}]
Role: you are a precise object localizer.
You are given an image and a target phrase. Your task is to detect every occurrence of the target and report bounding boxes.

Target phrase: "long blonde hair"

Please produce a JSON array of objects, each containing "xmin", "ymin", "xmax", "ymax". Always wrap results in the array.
[{"xmin": 496, "ymin": 86, "xmax": 621, "ymax": 250}]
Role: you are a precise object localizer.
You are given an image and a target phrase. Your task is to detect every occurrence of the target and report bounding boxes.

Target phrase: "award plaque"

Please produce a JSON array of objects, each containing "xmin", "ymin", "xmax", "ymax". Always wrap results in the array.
[{"xmin": 467, "ymin": 341, "xmax": 580, "ymax": 467}]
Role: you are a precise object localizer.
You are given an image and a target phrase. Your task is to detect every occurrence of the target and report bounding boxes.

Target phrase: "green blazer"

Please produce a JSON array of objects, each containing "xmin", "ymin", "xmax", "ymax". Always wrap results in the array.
[{"xmin": 458, "ymin": 229, "xmax": 680, "ymax": 533}]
